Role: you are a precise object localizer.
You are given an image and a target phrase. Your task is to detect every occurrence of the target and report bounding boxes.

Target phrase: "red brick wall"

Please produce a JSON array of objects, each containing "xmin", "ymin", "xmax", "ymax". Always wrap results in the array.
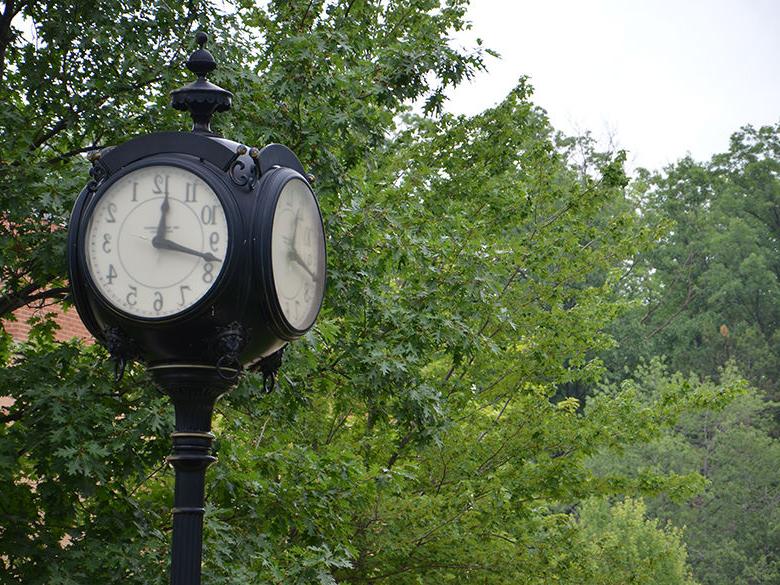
[
  {"xmin": 1, "ymin": 305, "xmax": 92, "ymax": 411},
  {"xmin": 3, "ymin": 305, "xmax": 92, "ymax": 343}
]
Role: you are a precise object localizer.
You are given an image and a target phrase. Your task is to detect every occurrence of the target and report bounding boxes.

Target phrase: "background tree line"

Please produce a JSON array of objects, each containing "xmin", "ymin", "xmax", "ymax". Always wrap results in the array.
[{"xmin": 0, "ymin": 1, "xmax": 777, "ymax": 583}]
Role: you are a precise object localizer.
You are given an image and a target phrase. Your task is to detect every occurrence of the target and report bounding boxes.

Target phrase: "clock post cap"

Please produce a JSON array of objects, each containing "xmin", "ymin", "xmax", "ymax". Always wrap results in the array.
[
  {"xmin": 170, "ymin": 32, "xmax": 233, "ymax": 135},
  {"xmin": 186, "ymin": 31, "xmax": 217, "ymax": 77}
]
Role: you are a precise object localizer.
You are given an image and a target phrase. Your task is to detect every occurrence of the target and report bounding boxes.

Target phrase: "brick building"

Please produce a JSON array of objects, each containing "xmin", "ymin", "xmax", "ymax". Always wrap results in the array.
[
  {"xmin": 1, "ymin": 305, "xmax": 91, "ymax": 410},
  {"xmin": 4, "ymin": 304, "xmax": 91, "ymax": 343}
]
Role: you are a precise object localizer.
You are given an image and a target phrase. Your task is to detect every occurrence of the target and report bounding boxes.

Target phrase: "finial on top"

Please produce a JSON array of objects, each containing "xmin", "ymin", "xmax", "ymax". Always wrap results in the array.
[
  {"xmin": 186, "ymin": 31, "xmax": 218, "ymax": 78},
  {"xmin": 170, "ymin": 31, "xmax": 233, "ymax": 135}
]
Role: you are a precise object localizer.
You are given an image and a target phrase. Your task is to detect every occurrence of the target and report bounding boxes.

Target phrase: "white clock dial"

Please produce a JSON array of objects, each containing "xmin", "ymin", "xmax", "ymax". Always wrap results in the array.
[
  {"xmin": 270, "ymin": 179, "xmax": 326, "ymax": 330},
  {"xmin": 84, "ymin": 165, "xmax": 229, "ymax": 318}
]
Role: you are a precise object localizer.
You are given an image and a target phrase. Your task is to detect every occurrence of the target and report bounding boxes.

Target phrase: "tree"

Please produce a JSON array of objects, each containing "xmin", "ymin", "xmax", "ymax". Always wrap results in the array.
[
  {"xmin": 1, "ymin": 1, "xmax": 708, "ymax": 582},
  {"xmin": 606, "ymin": 124, "xmax": 780, "ymax": 400},
  {"xmin": 571, "ymin": 498, "xmax": 698, "ymax": 585},
  {"xmin": 590, "ymin": 360, "xmax": 780, "ymax": 585},
  {"xmin": 598, "ymin": 127, "xmax": 780, "ymax": 584}
]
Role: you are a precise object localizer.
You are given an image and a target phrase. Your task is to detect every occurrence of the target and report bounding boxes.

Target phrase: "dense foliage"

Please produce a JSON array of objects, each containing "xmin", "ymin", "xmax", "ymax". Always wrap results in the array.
[
  {"xmin": 1, "ymin": 1, "xmax": 776, "ymax": 584},
  {"xmin": 601, "ymin": 125, "xmax": 780, "ymax": 585},
  {"xmin": 608, "ymin": 125, "xmax": 780, "ymax": 398},
  {"xmin": 571, "ymin": 498, "xmax": 698, "ymax": 585}
]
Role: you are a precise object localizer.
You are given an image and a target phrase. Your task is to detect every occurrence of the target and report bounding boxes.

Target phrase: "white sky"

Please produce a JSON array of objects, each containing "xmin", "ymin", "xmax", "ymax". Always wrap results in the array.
[{"xmin": 445, "ymin": 0, "xmax": 780, "ymax": 171}]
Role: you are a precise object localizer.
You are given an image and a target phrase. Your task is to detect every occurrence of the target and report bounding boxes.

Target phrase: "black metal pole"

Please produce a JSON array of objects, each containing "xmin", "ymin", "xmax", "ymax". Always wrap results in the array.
[
  {"xmin": 169, "ymin": 430, "xmax": 215, "ymax": 584},
  {"xmin": 150, "ymin": 365, "xmax": 236, "ymax": 585}
]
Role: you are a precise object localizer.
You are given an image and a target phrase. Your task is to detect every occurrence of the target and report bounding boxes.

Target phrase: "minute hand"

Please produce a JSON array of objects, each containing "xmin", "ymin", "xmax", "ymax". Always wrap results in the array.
[
  {"xmin": 290, "ymin": 248, "xmax": 317, "ymax": 280},
  {"xmin": 152, "ymin": 236, "xmax": 222, "ymax": 262}
]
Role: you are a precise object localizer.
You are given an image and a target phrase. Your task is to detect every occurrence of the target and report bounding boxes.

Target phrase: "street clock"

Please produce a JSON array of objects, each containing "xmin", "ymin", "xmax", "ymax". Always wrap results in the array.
[
  {"xmin": 65, "ymin": 32, "xmax": 327, "ymax": 585},
  {"xmin": 68, "ymin": 35, "xmax": 326, "ymax": 380}
]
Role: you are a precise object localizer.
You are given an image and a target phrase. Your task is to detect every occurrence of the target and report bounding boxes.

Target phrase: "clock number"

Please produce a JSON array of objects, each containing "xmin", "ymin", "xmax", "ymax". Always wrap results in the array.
[
  {"xmin": 126, "ymin": 285, "xmax": 138, "ymax": 307},
  {"xmin": 304, "ymin": 227, "xmax": 312, "ymax": 246},
  {"xmin": 303, "ymin": 283, "xmax": 312, "ymax": 303},
  {"xmin": 178, "ymin": 285, "xmax": 191, "ymax": 307},
  {"xmin": 185, "ymin": 182, "xmax": 197, "ymax": 202},
  {"xmin": 203, "ymin": 262, "xmax": 214, "ymax": 283},
  {"xmin": 284, "ymin": 299, "xmax": 301, "ymax": 319},
  {"xmin": 200, "ymin": 204, "xmax": 217, "ymax": 225},
  {"xmin": 152, "ymin": 174, "xmax": 169, "ymax": 195},
  {"xmin": 106, "ymin": 203, "xmax": 117, "ymax": 223},
  {"xmin": 131, "ymin": 181, "xmax": 138, "ymax": 202},
  {"xmin": 209, "ymin": 232, "xmax": 219, "ymax": 252},
  {"xmin": 153, "ymin": 291, "xmax": 163, "ymax": 313},
  {"xmin": 106, "ymin": 264, "xmax": 117, "ymax": 284},
  {"xmin": 102, "ymin": 233, "xmax": 112, "ymax": 253}
]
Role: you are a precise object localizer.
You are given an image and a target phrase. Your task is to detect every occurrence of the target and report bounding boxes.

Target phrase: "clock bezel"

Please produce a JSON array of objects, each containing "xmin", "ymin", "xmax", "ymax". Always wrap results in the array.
[
  {"xmin": 254, "ymin": 167, "xmax": 326, "ymax": 340},
  {"xmin": 79, "ymin": 155, "xmax": 238, "ymax": 324}
]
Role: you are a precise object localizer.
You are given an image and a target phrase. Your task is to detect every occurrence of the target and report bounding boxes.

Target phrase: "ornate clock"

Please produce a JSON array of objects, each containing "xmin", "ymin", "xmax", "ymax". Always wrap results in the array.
[
  {"xmin": 258, "ymin": 169, "xmax": 327, "ymax": 336},
  {"xmin": 68, "ymin": 65, "xmax": 326, "ymax": 376},
  {"xmin": 66, "ymin": 32, "xmax": 328, "ymax": 585},
  {"xmin": 83, "ymin": 164, "xmax": 230, "ymax": 319}
]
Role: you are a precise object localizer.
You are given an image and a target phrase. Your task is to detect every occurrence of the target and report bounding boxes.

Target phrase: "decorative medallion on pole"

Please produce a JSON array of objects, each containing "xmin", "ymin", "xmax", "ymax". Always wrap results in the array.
[{"xmin": 67, "ymin": 31, "xmax": 327, "ymax": 584}]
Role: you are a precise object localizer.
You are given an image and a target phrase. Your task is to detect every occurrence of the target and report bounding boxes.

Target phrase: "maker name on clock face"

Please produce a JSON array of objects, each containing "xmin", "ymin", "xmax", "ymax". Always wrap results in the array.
[{"xmin": 84, "ymin": 165, "xmax": 229, "ymax": 318}]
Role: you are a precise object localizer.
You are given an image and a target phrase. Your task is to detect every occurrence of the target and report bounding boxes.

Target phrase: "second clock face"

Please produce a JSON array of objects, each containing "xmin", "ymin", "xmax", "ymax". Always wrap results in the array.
[
  {"xmin": 84, "ymin": 165, "xmax": 229, "ymax": 318},
  {"xmin": 270, "ymin": 178, "xmax": 326, "ymax": 331}
]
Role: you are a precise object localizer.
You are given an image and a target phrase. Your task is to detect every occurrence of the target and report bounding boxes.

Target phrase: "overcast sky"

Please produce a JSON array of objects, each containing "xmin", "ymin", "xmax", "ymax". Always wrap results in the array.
[{"xmin": 445, "ymin": 0, "xmax": 780, "ymax": 171}]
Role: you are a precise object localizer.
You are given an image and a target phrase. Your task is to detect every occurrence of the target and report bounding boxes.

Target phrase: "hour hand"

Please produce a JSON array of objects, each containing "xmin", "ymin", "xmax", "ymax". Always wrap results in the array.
[
  {"xmin": 281, "ymin": 213, "xmax": 302, "ymax": 249},
  {"xmin": 156, "ymin": 193, "xmax": 170, "ymax": 239},
  {"xmin": 152, "ymin": 236, "xmax": 222, "ymax": 262},
  {"xmin": 291, "ymin": 210, "xmax": 301, "ymax": 244}
]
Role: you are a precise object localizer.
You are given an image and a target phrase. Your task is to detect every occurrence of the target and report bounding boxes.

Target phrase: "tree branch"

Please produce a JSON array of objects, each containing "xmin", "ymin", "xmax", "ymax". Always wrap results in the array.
[
  {"xmin": 31, "ymin": 116, "xmax": 71, "ymax": 152},
  {"xmin": 385, "ymin": 429, "xmax": 414, "ymax": 470},
  {"xmin": 476, "ymin": 395, "xmax": 512, "ymax": 443},
  {"xmin": 341, "ymin": 0, "xmax": 357, "ymax": 21},
  {"xmin": 48, "ymin": 144, "xmax": 106, "ymax": 163},
  {"xmin": 0, "ymin": 285, "xmax": 68, "ymax": 318},
  {"xmin": 324, "ymin": 407, "xmax": 352, "ymax": 445},
  {"xmin": 299, "ymin": 0, "xmax": 315, "ymax": 31},
  {"xmin": 411, "ymin": 491, "xmax": 489, "ymax": 549},
  {"xmin": 0, "ymin": 0, "xmax": 26, "ymax": 81},
  {"xmin": 646, "ymin": 285, "xmax": 697, "ymax": 340}
]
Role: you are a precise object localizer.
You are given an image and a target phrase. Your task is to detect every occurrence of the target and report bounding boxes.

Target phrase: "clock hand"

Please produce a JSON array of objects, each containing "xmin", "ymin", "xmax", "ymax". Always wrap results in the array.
[
  {"xmin": 152, "ymin": 236, "xmax": 222, "ymax": 263},
  {"xmin": 290, "ymin": 248, "xmax": 317, "ymax": 281},
  {"xmin": 291, "ymin": 210, "xmax": 301, "ymax": 245},
  {"xmin": 287, "ymin": 213, "xmax": 318, "ymax": 280},
  {"xmin": 156, "ymin": 192, "xmax": 170, "ymax": 240}
]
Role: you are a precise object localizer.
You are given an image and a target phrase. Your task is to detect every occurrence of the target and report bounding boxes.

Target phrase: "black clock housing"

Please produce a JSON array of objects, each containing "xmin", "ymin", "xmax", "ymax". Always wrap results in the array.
[{"xmin": 68, "ymin": 131, "xmax": 325, "ymax": 373}]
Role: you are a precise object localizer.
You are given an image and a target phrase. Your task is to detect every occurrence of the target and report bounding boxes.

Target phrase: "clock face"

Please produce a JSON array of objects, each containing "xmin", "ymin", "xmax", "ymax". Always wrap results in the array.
[
  {"xmin": 84, "ymin": 165, "xmax": 229, "ymax": 318},
  {"xmin": 270, "ymin": 178, "xmax": 326, "ymax": 330}
]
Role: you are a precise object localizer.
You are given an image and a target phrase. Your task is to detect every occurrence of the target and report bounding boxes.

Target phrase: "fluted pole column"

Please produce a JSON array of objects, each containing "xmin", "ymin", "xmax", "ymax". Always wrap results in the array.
[{"xmin": 150, "ymin": 364, "xmax": 237, "ymax": 585}]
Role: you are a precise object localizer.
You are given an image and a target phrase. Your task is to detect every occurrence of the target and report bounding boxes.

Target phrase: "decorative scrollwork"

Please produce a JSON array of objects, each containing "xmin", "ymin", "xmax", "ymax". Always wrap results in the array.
[
  {"xmin": 227, "ymin": 144, "xmax": 261, "ymax": 191},
  {"xmin": 86, "ymin": 152, "xmax": 109, "ymax": 193},
  {"xmin": 256, "ymin": 346, "xmax": 285, "ymax": 393},
  {"xmin": 104, "ymin": 326, "xmax": 136, "ymax": 382},
  {"xmin": 248, "ymin": 147, "xmax": 261, "ymax": 190},
  {"xmin": 215, "ymin": 321, "xmax": 247, "ymax": 380},
  {"xmin": 228, "ymin": 159, "xmax": 249, "ymax": 187}
]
